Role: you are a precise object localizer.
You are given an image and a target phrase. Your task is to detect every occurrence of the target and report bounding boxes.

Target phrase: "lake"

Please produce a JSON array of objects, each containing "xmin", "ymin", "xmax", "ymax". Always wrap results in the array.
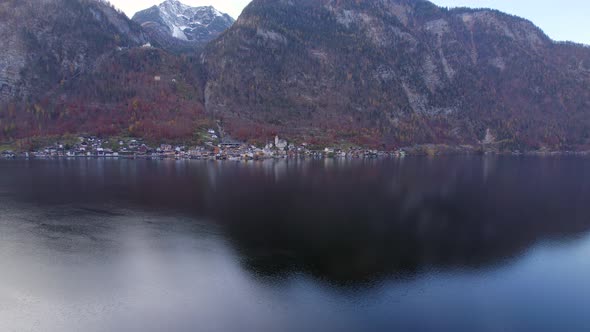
[{"xmin": 1, "ymin": 157, "xmax": 589, "ymax": 332}]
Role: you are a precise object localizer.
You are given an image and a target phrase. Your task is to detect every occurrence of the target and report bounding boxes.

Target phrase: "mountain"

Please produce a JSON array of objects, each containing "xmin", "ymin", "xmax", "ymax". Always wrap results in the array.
[
  {"xmin": 2, "ymin": 0, "xmax": 590, "ymax": 151},
  {"xmin": 133, "ymin": 0, "xmax": 234, "ymax": 50},
  {"xmin": 0, "ymin": 0, "xmax": 208, "ymax": 142},
  {"xmin": 203, "ymin": 0, "xmax": 590, "ymax": 150},
  {"xmin": 0, "ymin": 0, "xmax": 146, "ymax": 102}
]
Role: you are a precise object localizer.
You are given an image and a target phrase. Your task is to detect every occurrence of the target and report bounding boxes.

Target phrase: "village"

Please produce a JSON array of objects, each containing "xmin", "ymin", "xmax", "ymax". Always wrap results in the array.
[{"xmin": 0, "ymin": 129, "xmax": 407, "ymax": 160}]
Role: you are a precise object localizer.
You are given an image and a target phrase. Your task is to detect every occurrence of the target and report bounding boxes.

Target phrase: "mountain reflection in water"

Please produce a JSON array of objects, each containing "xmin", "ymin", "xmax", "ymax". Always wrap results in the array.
[{"xmin": 1, "ymin": 157, "xmax": 589, "ymax": 332}]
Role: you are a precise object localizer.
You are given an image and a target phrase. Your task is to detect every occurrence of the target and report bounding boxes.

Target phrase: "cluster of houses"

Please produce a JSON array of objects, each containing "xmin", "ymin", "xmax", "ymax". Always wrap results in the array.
[
  {"xmin": 1, "ymin": 150, "xmax": 16, "ymax": 159},
  {"xmin": 2, "ymin": 132, "xmax": 407, "ymax": 160},
  {"xmin": 27, "ymin": 137, "xmax": 123, "ymax": 158}
]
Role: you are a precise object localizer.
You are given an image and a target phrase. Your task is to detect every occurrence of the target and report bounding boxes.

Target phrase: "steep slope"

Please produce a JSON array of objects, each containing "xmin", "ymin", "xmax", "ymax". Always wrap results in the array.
[
  {"xmin": 2, "ymin": 0, "xmax": 590, "ymax": 151},
  {"xmin": 133, "ymin": 0, "xmax": 234, "ymax": 50},
  {"xmin": 0, "ymin": 0, "xmax": 209, "ymax": 142},
  {"xmin": 203, "ymin": 0, "xmax": 590, "ymax": 149},
  {"xmin": 0, "ymin": 0, "xmax": 146, "ymax": 102}
]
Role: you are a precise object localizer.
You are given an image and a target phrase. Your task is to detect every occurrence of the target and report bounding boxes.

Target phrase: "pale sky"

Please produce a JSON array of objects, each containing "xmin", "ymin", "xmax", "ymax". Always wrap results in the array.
[
  {"xmin": 110, "ymin": 0, "xmax": 589, "ymax": 45},
  {"xmin": 432, "ymin": 0, "xmax": 589, "ymax": 44}
]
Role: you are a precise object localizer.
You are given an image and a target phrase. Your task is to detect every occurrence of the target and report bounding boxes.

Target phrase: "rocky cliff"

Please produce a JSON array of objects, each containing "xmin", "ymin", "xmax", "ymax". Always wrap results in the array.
[
  {"xmin": 0, "ymin": 0, "xmax": 146, "ymax": 102},
  {"xmin": 203, "ymin": 0, "xmax": 590, "ymax": 149},
  {"xmin": 2, "ymin": 0, "xmax": 590, "ymax": 151}
]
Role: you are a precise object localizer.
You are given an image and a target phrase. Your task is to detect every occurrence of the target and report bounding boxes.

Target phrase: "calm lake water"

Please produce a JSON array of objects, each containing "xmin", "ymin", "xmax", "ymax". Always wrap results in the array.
[{"xmin": 1, "ymin": 157, "xmax": 590, "ymax": 332}]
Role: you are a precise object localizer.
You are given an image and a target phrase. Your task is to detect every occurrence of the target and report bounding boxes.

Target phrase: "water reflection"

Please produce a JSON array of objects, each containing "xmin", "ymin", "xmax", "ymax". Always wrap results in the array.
[
  {"xmin": 1, "ymin": 157, "xmax": 590, "ymax": 283},
  {"xmin": 1, "ymin": 157, "xmax": 590, "ymax": 331},
  {"xmin": 215, "ymin": 157, "xmax": 590, "ymax": 283}
]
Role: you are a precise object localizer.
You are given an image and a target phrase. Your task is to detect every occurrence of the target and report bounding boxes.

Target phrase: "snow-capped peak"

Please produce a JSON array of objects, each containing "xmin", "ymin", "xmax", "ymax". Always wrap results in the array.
[{"xmin": 133, "ymin": 0, "xmax": 235, "ymax": 43}]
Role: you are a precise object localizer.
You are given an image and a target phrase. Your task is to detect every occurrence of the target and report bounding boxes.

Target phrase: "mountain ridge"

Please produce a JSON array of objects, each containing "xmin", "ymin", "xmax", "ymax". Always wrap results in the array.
[
  {"xmin": 1, "ymin": 0, "xmax": 590, "ymax": 151},
  {"xmin": 202, "ymin": 0, "xmax": 590, "ymax": 149},
  {"xmin": 0, "ymin": 0, "xmax": 146, "ymax": 102}
]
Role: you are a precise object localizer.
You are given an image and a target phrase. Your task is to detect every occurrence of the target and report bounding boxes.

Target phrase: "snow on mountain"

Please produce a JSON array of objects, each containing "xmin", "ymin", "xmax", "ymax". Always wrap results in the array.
[{"xmin": 132, "ymin": 0, "xmax": 234, "ymax": 44}]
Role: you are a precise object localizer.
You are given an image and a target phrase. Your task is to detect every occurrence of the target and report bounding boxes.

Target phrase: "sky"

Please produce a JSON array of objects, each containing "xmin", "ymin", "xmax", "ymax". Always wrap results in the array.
[
  {"xmin": 110, "ymin": 0, "xmax": 589, "ymax": 45},
  {"xmin": 431, "ymin": 0, "xmax": 589, "ymax": 44}
]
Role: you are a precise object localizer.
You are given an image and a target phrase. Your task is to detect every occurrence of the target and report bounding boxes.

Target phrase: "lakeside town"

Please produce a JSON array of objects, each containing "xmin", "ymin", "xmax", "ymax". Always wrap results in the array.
[
  {"xmin": 0, "ymin": 130, "xmax": 407, "ymax": 160},
  {"xmin": 2, "ymin": 128, "xmax": 589, "ymax": 160}
]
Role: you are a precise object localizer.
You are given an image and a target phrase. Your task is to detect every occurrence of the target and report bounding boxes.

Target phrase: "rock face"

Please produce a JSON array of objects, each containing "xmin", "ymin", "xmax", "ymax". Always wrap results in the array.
[
  {"xmin": 133, "ymin": 0, "xmax": 234, "ymax": 49},
  {"xmin": 1, "ymin": 0, "xmax": 590, "ymax": 150},
  {"xmin": 0, "ymin": 0, "xmax": 146, "ymax": 102},
  {"xmin": 0, "ymin": 0, "xmax": 207, "ymax": 142},
  {"xmin": 203, "ymin": 0, "xmax": 590, "ymax": 149}
]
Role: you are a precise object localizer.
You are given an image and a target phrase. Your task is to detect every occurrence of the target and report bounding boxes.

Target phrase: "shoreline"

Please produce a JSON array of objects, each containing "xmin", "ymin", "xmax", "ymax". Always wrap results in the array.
[
  {"xmin": 2, "ymin": 136, "xmax": 590, "ymax": 160},
  {"xmin": 3, "ymin": 150, "xmax": 590, "ymax": 161}
]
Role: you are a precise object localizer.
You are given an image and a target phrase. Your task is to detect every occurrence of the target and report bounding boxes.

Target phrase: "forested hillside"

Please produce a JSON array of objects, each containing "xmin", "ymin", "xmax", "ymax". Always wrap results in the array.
[
  {"xmin": 1, "ymin": 0, "xmax": 590, "ymax": 151},
  {"xmin": 203, "ymin": 0, "xmax": 590, "ymax": 149}
]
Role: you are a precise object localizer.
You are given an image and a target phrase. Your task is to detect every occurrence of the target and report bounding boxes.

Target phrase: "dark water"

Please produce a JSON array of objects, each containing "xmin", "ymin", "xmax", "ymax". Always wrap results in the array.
[{"xmin": 1, "ymin": 157, "xmax": 590, "ymax": 332}]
